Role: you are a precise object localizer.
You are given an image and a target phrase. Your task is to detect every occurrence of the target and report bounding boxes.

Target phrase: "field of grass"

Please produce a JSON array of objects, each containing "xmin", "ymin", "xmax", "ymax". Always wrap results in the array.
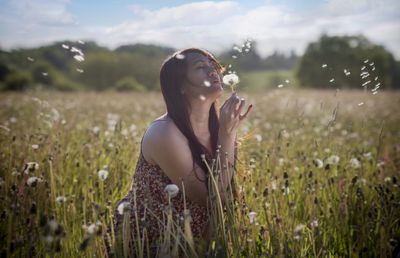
[{"xmin": 0, "ymin": 89, "xmax": 399, "ymax": 257}]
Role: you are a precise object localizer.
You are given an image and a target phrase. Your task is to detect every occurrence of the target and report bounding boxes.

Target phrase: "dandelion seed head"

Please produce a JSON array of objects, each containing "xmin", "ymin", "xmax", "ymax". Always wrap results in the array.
[
  {"xmin": 98, "ymin": 169, "xmax": 109, "ymax": 181},
  {"xmin": 164, "ymin": 184, "xmax": 179, "ymax": 198},
  {"xmin": 117, "ymin": 201, "xmax": 131, "ymax": 215}
]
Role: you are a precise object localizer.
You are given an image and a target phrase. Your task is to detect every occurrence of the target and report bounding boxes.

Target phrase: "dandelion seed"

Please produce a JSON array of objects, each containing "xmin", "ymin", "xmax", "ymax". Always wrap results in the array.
[
  {"xmin": 326, "ymin": 155, "xmax": 340, "ymax": 165},
  {"xmin": 372, "ymin": 91, "xmax": 378, "ymax": 95},
  {"xmin": 222, "ymin": 73, "xmax": 239, "ymax": 88},
  {"xmin": 42, "ymin": 72, "xmax": 48, "ymax": 76},
  {"xmin": 203, "ymin": 80, "xmax": 211, "ymax": 87},
  {"xmin": 61, "ymin": 44, "xmax": 69, "ymax": 49},
  {"xmin": 200, "ymin": 154, "xmax": 206, "ymax": 160},
  {"xmin": 363, "ymin": 152, "xmax": 372, "ymax": 160},
  {"xmin": 27, "ymin": 57, "xmax": 35, "ymax": 62},
  {"xmin": 321, "ymin": 64, "xmax": 327, "ymax": 68},
  {"xmin": 362, "ymin": 80, "xmax": 371, "ymax": 87},
  {"xmin": 285, "ymin": 79, "xmax": 290, "ymax": 84},
  {"xmin": 277, "ymin": 84, "xmax": 284, "ymax": 88},
  {"xmin": 164, "ymin": 184, "xmax": 179, "ymax": 198},
  {"xmin": 358, "ymin": 102, "xmax": 364, "ymax": 106},
  {"xmin": 175, "ymin": 53, "xmax": 185, "ymax": 59},
  {"xmin": 344, "ymin": 69, "xmax": 351, "ymax": 76},
  {"xmin": 84, "ymin": 221, "xmax": 102, "ymax": 235},
  {"xmin": 254, "ymin": 134, "xmax": 262, "ymax": 143},
  {"xmin": 310, "ymin": 219, "xmax": 319, "ymax": 228},
  {"xmin": 92, "ymin": 126, "xmax": 100, "ymax": 135},
  {"xmin": 56, "ymin": 196, "xmax": 67, "ymax": 204},
  {"xmin": 23, "ymin": 162, "xmax": 39, "ymax": 174},
  {"xmin": 27, "ymin": 176, "xmax": 43, "ymax": 187},
  {"xmin": 369, "ymin": 62, "xmax": 374, "ymax": 66},
  {"xmin": 98, "ymin": 169, "xmax": 109, "ymax": 181},
  {"xmin": 70, "ymin": 47, "xmax": 84, "ymax": 56},
  {"xmin": 374, "ymin": 76, "xmax": 378, "ymax": 81},
  {"xmin": 371, "ymin": 67, "xmax": 375, "ymax": 71},
  {"xmin": 32, "ymin": 144, "xmax": 39, "ymax": 150},
  {"xmin": 329, "ymin": 78, "xmax": 335, "ymax": 83},
  {"xmin": 349, "ymin": 158, "xmax": 361, "ymax": 168},
  {"xmin": 364, "ymin": 59, "xmax": 369, "ymax": 63},
  {"xmin": 313, "ymin": 159, "xmax": 324, "ymax": 168},
  {"xmin": 248, "ymin": 212, "xmax": 257, "ymax": 224},
  {"xmin": 76, "ymin": 68, "xmax": 84, "ymax": 73},
  {"xmin": 375, "ymin": 82, "xmax": 381, "ymax": 87},
  {"xmin": 73, "ymin": 55, "xmax": 84, "ymax": 62},
  {"xmin": 77, "ymin": 40, "xmax": 85, "ymax": 44},
  {"xmin": 232, "ymin": 55, "xmax": 237, "ymax": 59},
  {"xmin": 199, "ymin": 95, "xmax": 206, "ymax": 101},
  {"xmin": 117, "ymin": 201, "xmax": 131, "ymax": 215},
  {"xmin": 294, "ymin": 224, "xmax": 305, "ymax": 234}
]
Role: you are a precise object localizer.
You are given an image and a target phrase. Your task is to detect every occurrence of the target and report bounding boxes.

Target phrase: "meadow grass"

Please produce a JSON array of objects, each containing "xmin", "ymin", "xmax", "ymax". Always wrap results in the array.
[{"xmin": 0, "ymin": 89, "xmax": 399, "ymax": 257}]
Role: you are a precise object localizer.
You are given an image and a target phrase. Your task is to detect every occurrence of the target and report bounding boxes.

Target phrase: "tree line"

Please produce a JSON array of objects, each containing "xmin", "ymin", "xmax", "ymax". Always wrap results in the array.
[{"xmin": 0, "ymin": 34, "xmax": 398, "ymax": 91}]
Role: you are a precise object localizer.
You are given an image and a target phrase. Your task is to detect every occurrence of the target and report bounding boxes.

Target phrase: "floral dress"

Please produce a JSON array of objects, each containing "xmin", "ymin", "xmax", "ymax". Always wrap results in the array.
[{"xmin": 103, "ymin": 134, "xmax": 210, "ymax": 257}]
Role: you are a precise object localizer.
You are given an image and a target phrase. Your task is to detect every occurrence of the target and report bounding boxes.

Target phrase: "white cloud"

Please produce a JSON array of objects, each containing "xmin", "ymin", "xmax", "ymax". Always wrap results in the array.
[{"xmin": 0, "ymin": 0, "xmax": 399, "ymax": 59}]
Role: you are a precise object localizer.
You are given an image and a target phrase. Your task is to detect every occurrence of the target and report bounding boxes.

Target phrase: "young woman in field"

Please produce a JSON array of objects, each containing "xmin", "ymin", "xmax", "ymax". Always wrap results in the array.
[{"xmin": 104, "ymin": 47, "xmax": 252, "ymax": 256}]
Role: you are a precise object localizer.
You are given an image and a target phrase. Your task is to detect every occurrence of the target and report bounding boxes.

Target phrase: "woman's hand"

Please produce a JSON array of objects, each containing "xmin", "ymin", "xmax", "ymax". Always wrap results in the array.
[{"xmin": 219, "ymin": 92, "xmax": 252, "ymax": 135}]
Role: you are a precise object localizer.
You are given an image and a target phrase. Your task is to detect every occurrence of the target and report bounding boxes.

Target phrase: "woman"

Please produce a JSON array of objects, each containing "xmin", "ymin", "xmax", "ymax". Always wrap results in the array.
[{"xmin": 104, "ymin": 47, "xmax": 252, "ymax": 257}]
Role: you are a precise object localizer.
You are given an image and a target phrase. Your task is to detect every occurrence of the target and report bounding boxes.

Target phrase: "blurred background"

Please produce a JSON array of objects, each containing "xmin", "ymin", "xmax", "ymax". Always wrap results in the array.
[{"xmin": 0, "ymin": 0, "xmax": 399, "ymax": 92}]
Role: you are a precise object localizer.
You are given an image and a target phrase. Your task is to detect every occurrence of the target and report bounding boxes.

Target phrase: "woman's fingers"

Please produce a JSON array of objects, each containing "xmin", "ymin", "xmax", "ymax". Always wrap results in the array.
[
  {"xmin": 235, "ymin": 98, "xmax": 245, "ymax": 116},
  {"xmin": 239, "ymin": 104, "xmax": 253, "ymax": 121}
]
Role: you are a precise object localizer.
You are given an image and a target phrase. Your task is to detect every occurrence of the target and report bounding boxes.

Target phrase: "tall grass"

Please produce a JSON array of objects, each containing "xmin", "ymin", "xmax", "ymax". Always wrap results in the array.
[{"xmin": 0, "ymin": 89, "xmax": 399, "ymax": 257}]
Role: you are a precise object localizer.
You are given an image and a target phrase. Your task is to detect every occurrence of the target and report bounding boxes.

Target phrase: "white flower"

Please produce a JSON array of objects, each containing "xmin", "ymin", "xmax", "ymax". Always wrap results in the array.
[
  {"xmin": 23, "ymin": 162, "xmax": 39, "ymax": 174},
  {"xmin": 27, "ymin": 176, "xmax": 43, "ymax": 187},
  {"xmin": 117, "ymin": 201, "xmax": 131, "ymax": 215},
  {"xmin": 326, "ymin": 155, "xmax": 340, "ymax": 165},
  {"xmin": 222, "ymin": 73, "xmax": 239, "ymax": 86},
  {"xmin": 248, "ymin": 211, "xmax": 257, "ymax": 224},
  {"xmin": 254, "ymin": 134, "xmax": 262, "ymax": 143},
  {"xmin": 92, "ymin": 126, "xmax": 100, "ymax": 135},
  {"xmin": 313, "ymin": 159, "xmax": 324, "ymax": 168},
  {"xmin": 56, "ymin": 196, "xmax": 67, "ymax": 204},
  {"xmin": 84, "ymin": 221, "xmax": 102, "ymax": 235},
  {"xmin": 98, "ymin": 169, "xmax": 109, "ymax": 181},
  {"xmin": 349, "ymin": 158, "xmax": 361, "ymax": 168},
  {"xmin": 164, "ymin": 184, "xmax": 179, "ymax": 198},
  {"xmin": 294, "ymin": 224, "xmax": 305, "ymax": 234},
  {"xmin": 363, "ymin": 152, "xmax": 373, "ymax": 160},
  {"xmin": 310, "ymin": 219, "xmax": 319, "ymax": 228}
]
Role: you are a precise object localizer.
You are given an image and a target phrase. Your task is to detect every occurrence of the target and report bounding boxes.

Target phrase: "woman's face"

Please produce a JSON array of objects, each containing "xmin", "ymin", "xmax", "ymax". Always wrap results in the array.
[{"xmin": 181, "ymin": 52, "xmax": 224, "ymax": 100}]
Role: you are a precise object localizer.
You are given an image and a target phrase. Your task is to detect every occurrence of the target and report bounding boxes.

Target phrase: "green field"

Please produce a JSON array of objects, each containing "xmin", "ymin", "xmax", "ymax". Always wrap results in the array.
[{"xmin": 0, "ymin": 89, "xmax": 399, "ymax": 257}]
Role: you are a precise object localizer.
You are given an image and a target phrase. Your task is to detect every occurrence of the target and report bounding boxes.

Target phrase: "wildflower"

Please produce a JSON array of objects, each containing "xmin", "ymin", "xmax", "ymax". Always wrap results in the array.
[
  {"xmin": 117, "ymin": 201, "xmax": 131, "ymax": 215},
  {"xmin": 313, "ymin": 159, "xmax": 324, "ymax": 168},
  {"xmin": 254, "ymin": 134, "xmax": 262, "ymax": 143},
  {"xmin": 92, "ymin": 126, "xmax": 100, "ymax": 135},
  {"xmin": 27, "ymin": 177, "xmax": 43, "ymax": 187},
  {"xmin": 222, "ymin": 73, "xmax": 239, "ymax": 87},
  {"xmin": 363, "ymin": 152, "xmax": 372, "ymax": 160},
  {"xmin": 83, "ymin": 221, "xmax": 102, "ymax": 235},
  {"xmin": 326, "ymin": 155, "xmax": 340, "ymax": 165},
  {"xmin": 310, "ymin": 219, "xmax": 319, "ymax": 228},
  {"xmin": 164, "ymin": 184, "xmax": 179, "ymax": 198},
  {"xmin": 56, "ymin": 196, "xmax": 67, "ymax": 204},
  {"xmin": 248, "ymin": 211, "xmax": 257, "ymax": 224},
  {"xmin": 98, "ymin": 168, "xmax": 109, "ymax": 181},
  {"xmin": 23, "ymin": 162, "xmax": 39, "ymax": 174},
  {"xmin": 349, "ymin": 158, "xmax": 361, "ymax": 168}
]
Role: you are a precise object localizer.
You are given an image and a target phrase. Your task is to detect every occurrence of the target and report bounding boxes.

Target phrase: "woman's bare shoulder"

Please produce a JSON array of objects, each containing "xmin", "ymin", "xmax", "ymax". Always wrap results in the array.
[{"xmin": 142, "ymin": 115, "xmax": 187, "ymax": 163}]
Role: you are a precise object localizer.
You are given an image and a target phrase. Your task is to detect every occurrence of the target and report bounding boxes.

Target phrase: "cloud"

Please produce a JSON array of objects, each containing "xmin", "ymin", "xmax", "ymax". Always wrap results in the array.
[
  {"xmin": 0, "ymin": 0, "xmax": 399, "ymax": 59},
  {"xmin": 96, "ymin": 0, "xmax": 400, "ymax": 58}
]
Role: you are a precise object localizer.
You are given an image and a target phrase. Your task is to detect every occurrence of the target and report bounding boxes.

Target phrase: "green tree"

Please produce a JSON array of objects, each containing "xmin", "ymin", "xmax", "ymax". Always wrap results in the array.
[{"xmin": 296, "ymin": 34, "xmax": 397, "ymax": 89}]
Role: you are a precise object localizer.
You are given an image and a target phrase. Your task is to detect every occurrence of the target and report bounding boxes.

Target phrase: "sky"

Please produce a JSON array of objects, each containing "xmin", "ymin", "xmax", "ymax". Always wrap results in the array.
[{"xmin": 0, "ymin": 0, "xmax": 399, "ymax": 58}]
